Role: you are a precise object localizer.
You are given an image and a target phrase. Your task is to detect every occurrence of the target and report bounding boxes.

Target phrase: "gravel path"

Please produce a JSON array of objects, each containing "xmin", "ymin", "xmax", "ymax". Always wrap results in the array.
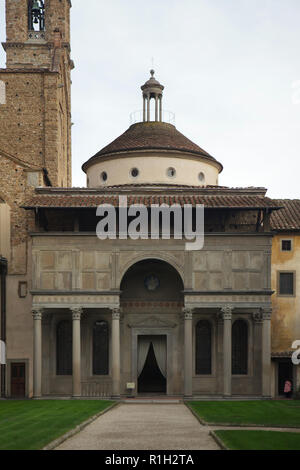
[{"xmin": 56, "ymin": 403, "xmax": 220, "ymax": 451}]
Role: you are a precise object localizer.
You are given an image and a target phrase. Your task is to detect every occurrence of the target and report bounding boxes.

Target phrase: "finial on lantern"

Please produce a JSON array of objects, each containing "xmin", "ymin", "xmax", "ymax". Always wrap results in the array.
[{"xmin": 150, "ymin": 69, "xmax": 155, "ymax": 78}]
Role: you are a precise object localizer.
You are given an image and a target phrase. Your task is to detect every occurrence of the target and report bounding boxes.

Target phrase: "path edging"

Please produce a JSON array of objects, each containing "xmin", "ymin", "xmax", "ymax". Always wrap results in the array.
[
  {"xmin": 43, "ymin": 402, "xmax": 119, "ymax": 450},
  {"xmin": 184, "ymin": 402, "xmax": 208, "ymax": 425},
  {"xmin": 184, "ymin": 402, "xmax": 300, "ymax": 429},
  {"xmin": 209, "ymin": 431, "xmax": 229, "ymax": 451}
]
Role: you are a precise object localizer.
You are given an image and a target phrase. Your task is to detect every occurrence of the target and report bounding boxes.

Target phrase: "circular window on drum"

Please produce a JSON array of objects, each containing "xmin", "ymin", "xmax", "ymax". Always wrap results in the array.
[
  {"xmin": 198, "ymin": 172, "xmax": 205, "ymax": 183},
  {"xmin": 100, "ymin": 171, "xmax": 108, "ymax": 183},
  {"xmin": 130, "ymin": 168, "xmax": 139, "ymax": 178},
  {"xmin": 167, "ymin": 167, "xmax": 176, "ymax": 178}
]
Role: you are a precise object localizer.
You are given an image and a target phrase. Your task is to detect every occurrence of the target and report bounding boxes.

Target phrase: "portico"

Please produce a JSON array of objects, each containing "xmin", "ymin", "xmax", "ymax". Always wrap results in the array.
[{"xmin": 31, "ymin": 286, "xmax": 272, "ymax": 399}]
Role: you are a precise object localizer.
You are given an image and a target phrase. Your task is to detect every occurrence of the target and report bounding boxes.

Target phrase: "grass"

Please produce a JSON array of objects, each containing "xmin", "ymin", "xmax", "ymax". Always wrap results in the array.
[
  {"xmin": 188, "ymin": 400, "xmax": 300, "ymax": 427},
  {"xmin": 215, "ymin": 430, "xmax": 300, "ymax": 450},
  {"xmin": 0, "ymin": 400, "xmax": 114, "ymax": 450}
]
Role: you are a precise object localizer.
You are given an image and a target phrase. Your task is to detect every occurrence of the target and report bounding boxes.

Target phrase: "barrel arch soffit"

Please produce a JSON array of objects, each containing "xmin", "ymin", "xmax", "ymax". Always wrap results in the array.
[{"xmin": 117, "ymin": 252, "xmax": 185, "ymax": 289}]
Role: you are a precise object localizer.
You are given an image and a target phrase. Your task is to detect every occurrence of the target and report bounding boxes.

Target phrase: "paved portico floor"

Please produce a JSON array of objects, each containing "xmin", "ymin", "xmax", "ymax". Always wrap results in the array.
[{"xmin": 56, "ymin": 403, "xmax": 220, "ymax": 450}]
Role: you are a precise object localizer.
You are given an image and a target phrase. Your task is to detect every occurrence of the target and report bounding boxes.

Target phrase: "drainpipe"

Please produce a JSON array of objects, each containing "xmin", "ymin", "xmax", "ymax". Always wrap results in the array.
[{"xmin": 0, "ymin": 257, "xmax": 7, "ymax": 398}]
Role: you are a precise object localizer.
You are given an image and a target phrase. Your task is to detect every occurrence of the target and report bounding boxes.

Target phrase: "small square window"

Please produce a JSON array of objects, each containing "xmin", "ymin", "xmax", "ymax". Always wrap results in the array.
[
  {"xmin": 279, "ymin": 272, "xmax": 295, "ymax": 296},
  {"xmin": 282, "ymin": 240, "xmax": 292, "ymax": 252}
]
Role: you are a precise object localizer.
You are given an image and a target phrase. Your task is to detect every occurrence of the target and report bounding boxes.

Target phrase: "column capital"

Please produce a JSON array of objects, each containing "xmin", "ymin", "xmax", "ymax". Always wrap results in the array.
[
  {"xmin": 111, "ymin": 307, "xmax": 122, "ymax": 320},
  {"xmin": 70, "ymin": 307, "xmax": 83, "ymax": 321},
  {"xmin": 32, "ymin": 308, "xmax": 43, "ymax": 321},
  {"xmin": 183, "ymin": 307, "xmax": 193, "ymax": 320},
  {"xmin": 261, "ymin": 307, "xmax": 272, "ymax": 321},
  {"xmin": 252, "ymin": 311, "xmax": 263, "ymax": 323},
  {"xmin": 220, "ymin": 305, "xmax": 233, "ymax": 321}
]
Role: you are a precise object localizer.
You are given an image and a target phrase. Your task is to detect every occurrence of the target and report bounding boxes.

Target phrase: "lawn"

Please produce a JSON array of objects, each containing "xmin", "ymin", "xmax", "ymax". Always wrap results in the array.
[
  {"xmin": 0, "ymin": 400, "xmax": 114, "ymax": 450},
  {"xmin": 215, "ymin": 430, "xmax": 300, "ymax": 450},
  {"xmin": 188, "ymin": 400, "xmax": 300, "ymax": 427}
]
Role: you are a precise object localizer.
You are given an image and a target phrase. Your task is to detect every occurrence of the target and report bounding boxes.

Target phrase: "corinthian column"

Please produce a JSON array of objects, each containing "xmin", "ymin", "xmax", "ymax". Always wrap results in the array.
[
  {"xmin": 32, "ymin": 308, "xmax": 43, "ymax": 398},
  {"xmin": 183, "ymin": 308, "xmax": 193, "ymax": 397},
  {"xmin": 111, "ymin": 308, "xmax": 121, "ymax": 398},
  {"xmin": 221, "ymin": 305, "xmax": 233, "ymax": 397},
  {"xmin": 261, "ymin": 308, "xmax": 272, "ymax": 397},
  {"xmin": 71, "ymin": 307, "xmax": 82, "ymax": 398}
]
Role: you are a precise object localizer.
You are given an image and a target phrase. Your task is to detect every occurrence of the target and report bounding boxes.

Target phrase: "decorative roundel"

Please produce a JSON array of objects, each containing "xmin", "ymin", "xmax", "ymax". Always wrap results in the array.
[
  {"xmin": 144, "ymin": 274, "xmax": 160, "ymax": 291},
  {"xmin": 101, "ymin": 171, "xmax": 108, "ymax": 182},
  {"xmin": 198, "ymin": 172, "xmax": 205, "ymax": 183},
  {"xmin": 131, "ymin": 168, "xmax": 139, "ymax": 178},
  {"xmin": 167, "ymin": 167, "xmax": 176, "ymax": 178}
]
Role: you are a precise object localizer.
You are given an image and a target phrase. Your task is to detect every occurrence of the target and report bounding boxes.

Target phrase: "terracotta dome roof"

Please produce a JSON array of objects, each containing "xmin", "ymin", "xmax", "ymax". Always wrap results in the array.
[{"xmin": 82, "ymin": 122, "xmax": 223, "ymax": 172}]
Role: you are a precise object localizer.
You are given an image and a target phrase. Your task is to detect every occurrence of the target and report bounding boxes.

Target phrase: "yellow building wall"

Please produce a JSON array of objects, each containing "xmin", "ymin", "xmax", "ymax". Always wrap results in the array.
[{"xmin": 271, "ymin": 234, "xmax": 300, "ymax": 352}]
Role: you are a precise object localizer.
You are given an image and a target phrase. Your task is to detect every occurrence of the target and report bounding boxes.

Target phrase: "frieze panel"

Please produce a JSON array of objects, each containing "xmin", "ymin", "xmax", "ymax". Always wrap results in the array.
[
  {"xmin": 33, "ymin": 295, "xmax": 119, "ymax": 306},
  {"xmin": 185, "ymin": 294, "xmax": 271, "ymax": 305}
]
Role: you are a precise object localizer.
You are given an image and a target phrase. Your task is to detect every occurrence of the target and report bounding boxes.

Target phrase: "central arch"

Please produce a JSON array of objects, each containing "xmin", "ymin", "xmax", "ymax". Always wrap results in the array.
[
  {"xmin": 118, "ymin": 253, "xmax": 184, "ymax": 289},
  {"xmin": 120, "ymin": 259, "xmax": 184, "ymax": 395}
]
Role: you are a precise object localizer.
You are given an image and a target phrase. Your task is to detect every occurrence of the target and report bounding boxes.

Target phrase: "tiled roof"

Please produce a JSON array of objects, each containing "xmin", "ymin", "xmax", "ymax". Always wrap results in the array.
[
  {"xmin": 270, "ymin": 200, "xmax": 300, "ymax": 231},
  {"xmin": 82, "ymin": 122, "xmax": 223, "ymax": 172},
  {"xmin": 24, "ymin": 188, "xmax": 280, "ymax": 210}
]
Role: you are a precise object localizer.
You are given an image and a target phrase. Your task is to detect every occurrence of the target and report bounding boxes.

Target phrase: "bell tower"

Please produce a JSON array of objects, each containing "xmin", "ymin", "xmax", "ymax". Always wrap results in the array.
[
  {"xmin": 0, "ymin": 0, "xmax": 73, "ymax": 187},
  {"xmin": 3, "ymin": 0, "xmax": 71, "ymax": 69}
]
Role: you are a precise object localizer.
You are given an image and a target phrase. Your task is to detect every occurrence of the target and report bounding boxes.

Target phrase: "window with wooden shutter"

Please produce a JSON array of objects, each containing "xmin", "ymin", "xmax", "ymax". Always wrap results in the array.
[
  {"xmin": 279, "ymin": 272, "xmax": 294, "ymax": 295},
  {"xmin": 196, "ymin": 320, "xmax": 212, "ymax": 375}
]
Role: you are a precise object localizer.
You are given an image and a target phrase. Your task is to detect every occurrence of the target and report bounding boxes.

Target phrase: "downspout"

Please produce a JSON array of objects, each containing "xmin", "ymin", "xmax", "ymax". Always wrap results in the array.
[{"xmin": 0, "ymin": 257, "xmax": 7, "ymax": 398}]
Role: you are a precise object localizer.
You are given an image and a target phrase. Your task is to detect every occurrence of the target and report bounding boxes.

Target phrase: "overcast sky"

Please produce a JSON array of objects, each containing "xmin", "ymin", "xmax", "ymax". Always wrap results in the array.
[{"xmin": 1, "ymin": 0, "xmax": 300, "ymax": 197}]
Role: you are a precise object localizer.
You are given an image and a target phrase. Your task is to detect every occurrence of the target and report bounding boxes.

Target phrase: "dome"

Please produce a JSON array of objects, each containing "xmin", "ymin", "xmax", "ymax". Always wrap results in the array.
[
  {"xmin": 82, "ymin": 72, "xmax": 223, "ymax": 188},
  {"xmin": 82, "ymin": 121, "xmax": 222, "ymax": 171}
]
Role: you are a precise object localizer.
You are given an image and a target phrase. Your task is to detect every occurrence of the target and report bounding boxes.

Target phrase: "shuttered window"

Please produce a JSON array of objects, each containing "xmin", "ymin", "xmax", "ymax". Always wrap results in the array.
[
  {"xmin": 93, "ymin": 321, "xmax": 109, "ymax": 375},
  {"xmin": 232, "ymin": 320, "xmax": 248, "ymax": 375},
  {"xmin": 196, "ymin": 320, "xmax": 212, "ymax": 375},
  {"xmin": 279, "ymin": 272, "xmax": 294, "ymax": 295},
  {"xmin": 56, "ymin": 321, "xmax": 72, "ymax": 375}
]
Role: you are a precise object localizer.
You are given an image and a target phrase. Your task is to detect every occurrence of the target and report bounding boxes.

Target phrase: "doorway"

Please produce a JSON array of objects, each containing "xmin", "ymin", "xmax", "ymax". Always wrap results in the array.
[
  {"xmin": 138, "ymin": 336, "xmax": 167, "ymax": 394},
  {"xmin": 278, "ymin": 360, "xmax": 293, "ymax": 396},
  {"xmin": 11, "ymin": 363, "xmax": 25, "ymax": 398}
]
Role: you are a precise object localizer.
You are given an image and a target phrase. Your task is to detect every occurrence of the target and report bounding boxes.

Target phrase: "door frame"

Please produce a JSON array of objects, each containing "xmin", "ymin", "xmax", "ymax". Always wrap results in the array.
[
  {"xmin": 7, "ymin": 359, "xmax": 29, "ymax": 398},
  {"xmin": 131, "ymin": 328, "xmax": 173, "ymax": 395},
  {"xmin": 275, "ymin": 359, "xmax": 295, "ymax": 397}
]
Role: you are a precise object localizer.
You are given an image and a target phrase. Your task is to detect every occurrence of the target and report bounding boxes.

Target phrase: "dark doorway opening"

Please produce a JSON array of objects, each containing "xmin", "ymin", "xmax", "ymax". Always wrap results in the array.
[
  {"xmin": 138, "ymin": 342, "xmax": 166, "ymax": 394},
  {"xmin": 11, "ymin": 363, "xmax": 25, "ymax": 398},
  {"xmin": 278, "ymin": 360, "xmax": 293, "ymax": 396}
]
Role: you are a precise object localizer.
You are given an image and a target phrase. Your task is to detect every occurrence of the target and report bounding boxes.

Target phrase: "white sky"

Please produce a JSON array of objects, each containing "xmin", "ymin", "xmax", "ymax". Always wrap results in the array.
[{"xmin": 1, "ymin": 0, "xmax": 300, "ymax": 198}]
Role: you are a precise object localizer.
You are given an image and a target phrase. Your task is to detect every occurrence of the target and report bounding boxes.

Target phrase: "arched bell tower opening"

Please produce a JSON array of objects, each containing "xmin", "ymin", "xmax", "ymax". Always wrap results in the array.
[
  {"xmin": 121, "ymin": 259, "xmax": 184, "ymax": 396},
  {"xmin": 28, "ymin": 0, "xmax": 45, "ymax": 32}
]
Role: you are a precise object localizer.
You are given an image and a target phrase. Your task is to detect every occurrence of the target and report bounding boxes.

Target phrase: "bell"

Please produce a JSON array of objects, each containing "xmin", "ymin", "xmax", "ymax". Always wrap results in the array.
[{"xmin": 31, "ymin": 0, "xmax": 40, "ymax": 23}]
